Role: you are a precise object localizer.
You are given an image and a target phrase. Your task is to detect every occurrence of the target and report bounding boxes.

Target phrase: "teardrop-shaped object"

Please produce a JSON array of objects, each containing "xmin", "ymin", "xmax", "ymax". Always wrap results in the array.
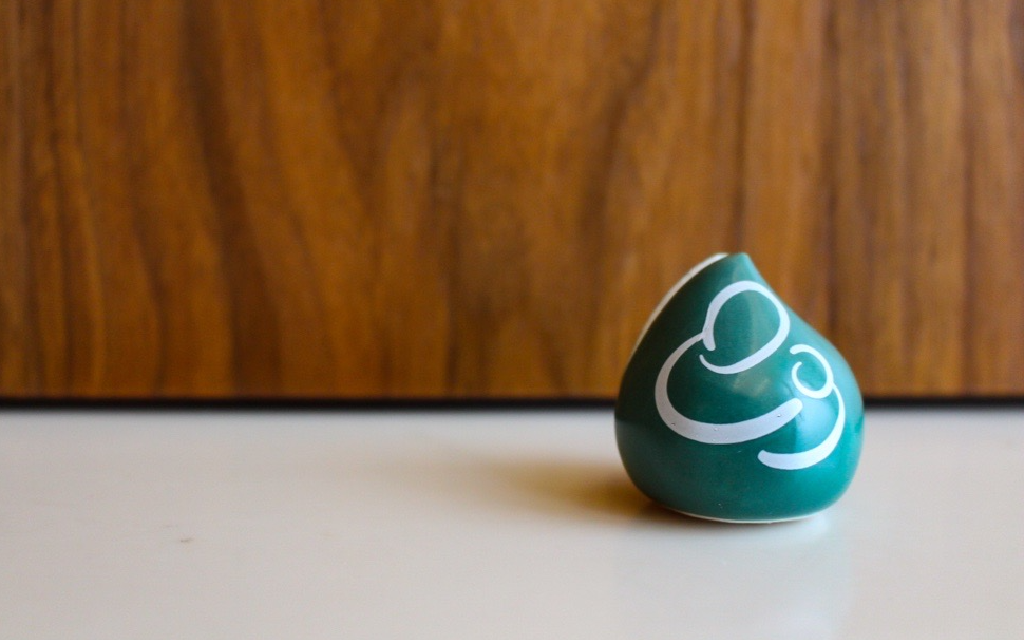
[{"xmin": 615, "ymin": 253, "xmax": 864, "ymax": 522}]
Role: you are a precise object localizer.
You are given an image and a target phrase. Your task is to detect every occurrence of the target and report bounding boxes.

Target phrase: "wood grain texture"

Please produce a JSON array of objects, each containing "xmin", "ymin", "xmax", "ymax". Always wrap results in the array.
[
  {"xmin": 2, "ymin": 0, "xmax": 1023, "ymax": 398},
  {"xmin": 833, "ymin": 1, "xmax": 971, "ymax": 395},
  {"xmin": 964, "ymin": 0, "xmax": 1024, "ymax": 394}
]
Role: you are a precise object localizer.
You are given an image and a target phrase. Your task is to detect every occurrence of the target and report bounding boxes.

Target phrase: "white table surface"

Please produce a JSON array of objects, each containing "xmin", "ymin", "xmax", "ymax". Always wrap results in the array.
[{"xmin": 1, "ymin": 408, "xmax": 1022, "ymax": 639}]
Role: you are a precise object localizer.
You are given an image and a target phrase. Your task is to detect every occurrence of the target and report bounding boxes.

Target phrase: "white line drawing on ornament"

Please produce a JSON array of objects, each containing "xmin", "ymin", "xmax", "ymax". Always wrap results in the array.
[{"xmin": 654, "ymin": 281, "xmax": 844, "ymax": 470}]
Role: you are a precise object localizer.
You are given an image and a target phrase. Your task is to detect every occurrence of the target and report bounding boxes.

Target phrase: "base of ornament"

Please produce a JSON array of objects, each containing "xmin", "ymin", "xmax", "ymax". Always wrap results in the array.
[{"xmin": 666, "ymin": 506, "xmax": 820, "ymax": 525}]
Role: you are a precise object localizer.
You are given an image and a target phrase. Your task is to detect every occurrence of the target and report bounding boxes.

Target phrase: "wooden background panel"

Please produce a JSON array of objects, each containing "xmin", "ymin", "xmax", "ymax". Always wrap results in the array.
[
  {"xmin": 739, "ymin": 1, "xmax": 833, "ymax": 329},
  {"xmin": 964, "ymin": 0, "xmax": 1024, "ymax": 394},
  {"xmin": 0, "ymin": 0, "xmax": 23, "ymax": 392},
  {"xmin": 2, "ymin": 0, "xmax": 1023, "ymax": 398},
  {"xmin": 833, "ymin": 1, "xmax": 970, "ymax": 395},
  {"xmin": 592, "ymin": 0, "xmax": 748, "ymax": 384}
]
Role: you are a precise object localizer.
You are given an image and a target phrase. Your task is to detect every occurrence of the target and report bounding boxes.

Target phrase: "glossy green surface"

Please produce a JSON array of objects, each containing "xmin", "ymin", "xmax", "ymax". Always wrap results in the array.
[{"xmin": 615, "ymin": 253, "xmax": 864, "ymax": 522}]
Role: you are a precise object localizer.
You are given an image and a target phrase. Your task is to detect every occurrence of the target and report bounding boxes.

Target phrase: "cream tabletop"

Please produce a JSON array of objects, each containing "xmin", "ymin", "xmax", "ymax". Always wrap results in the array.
[{"xmin": 1, "ymin": 407, "xmax": 1022, "ymax": 639}]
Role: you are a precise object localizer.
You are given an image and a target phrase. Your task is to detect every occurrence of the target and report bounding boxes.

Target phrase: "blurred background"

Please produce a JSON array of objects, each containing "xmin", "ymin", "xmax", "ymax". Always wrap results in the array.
[{"xmin": 1, "ymin": 0, "xmax": 1021, "ymax": 400}]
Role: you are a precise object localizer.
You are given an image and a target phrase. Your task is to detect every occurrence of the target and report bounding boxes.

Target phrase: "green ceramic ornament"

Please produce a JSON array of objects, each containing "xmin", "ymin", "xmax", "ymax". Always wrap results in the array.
[{"xmin": 615, "ymin": 253, "xmax": 864, "ymax": 523}]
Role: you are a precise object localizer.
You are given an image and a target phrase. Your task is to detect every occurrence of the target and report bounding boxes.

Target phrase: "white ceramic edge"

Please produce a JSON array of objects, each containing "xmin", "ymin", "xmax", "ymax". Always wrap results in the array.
[
  {"xmin": 666, "ymin": 506, "xmax": 819, "ymax": 525},
  {"xmin": 630, "ymin": 252, "xmax": 728, "ymax": 355}
]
